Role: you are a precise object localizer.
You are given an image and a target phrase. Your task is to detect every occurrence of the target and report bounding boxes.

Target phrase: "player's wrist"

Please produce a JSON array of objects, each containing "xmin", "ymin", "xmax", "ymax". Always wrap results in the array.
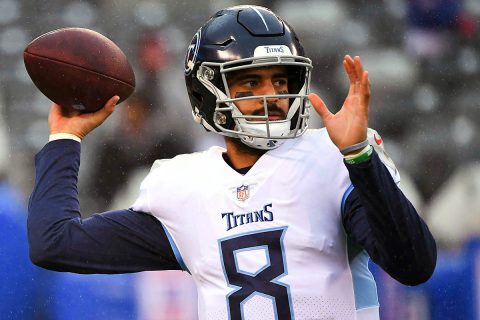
[
  {"xmin": 340, "ymin": 139, "xmax": 369, "ymax": 156},
  {"xmin": 344, "ymin": 145, "xmax": 373, "ymax": 164},
  {"xmin": 49, "ymin": 132, "xmax": 82, "ymax": 143}
]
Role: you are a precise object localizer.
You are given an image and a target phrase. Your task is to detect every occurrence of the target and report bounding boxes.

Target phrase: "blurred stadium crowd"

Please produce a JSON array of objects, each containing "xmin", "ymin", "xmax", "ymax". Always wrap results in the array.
[{"xmin": 1, "ymin": 0, "xmax": 480, "ymax": 319}]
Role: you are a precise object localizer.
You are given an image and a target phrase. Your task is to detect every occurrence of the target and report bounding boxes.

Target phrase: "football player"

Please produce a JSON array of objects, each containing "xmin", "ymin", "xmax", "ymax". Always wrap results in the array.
[{"xmin": 28, "ymin": 5, "xmax": 436, "ymax": 320}]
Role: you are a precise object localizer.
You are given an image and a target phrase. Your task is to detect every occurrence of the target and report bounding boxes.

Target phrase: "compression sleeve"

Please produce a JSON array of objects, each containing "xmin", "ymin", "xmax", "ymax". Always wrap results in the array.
[
  {"xmin": 342, "ymin": 149, "xmax": 437, "ymax": 285},
  {"xmin": 28, "ymin": 139, "xmax": 181, "ymax": 274}
]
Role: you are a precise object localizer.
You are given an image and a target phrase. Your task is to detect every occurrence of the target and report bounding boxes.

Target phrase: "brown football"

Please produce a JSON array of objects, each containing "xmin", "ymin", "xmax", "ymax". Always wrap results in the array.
[{"xmin": 24, "ymin": 27, "xmax": 135, "ymax": 113}]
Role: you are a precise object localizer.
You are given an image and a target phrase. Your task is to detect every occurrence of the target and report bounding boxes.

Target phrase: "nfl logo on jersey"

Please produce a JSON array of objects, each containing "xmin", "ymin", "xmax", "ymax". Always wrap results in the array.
[{"xmin": 236, "ymin": 185, "xmax": 249, "ymax": 201}]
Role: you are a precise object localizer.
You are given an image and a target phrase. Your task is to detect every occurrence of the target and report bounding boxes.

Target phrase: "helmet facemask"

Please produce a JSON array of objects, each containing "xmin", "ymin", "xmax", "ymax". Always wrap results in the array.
[{"xmin": 196, "ymin": 53, "xmax": 313, "ymax": 150}]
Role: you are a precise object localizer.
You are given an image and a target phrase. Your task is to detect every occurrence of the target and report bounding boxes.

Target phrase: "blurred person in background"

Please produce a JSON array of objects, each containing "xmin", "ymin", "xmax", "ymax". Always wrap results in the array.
[
  {"xmin": 425, "ymin": 163, "xmax": 480, "ymax": 248},
  {"xmin": 88, "ymin": 92, "xmax": 190, "ymax": 210},
  {"xmin": 0, "ymin": 115, "xmax": 49, "ymax": 319},
  {"xmin": 135, "ymin": 28, "xmax": 195, "ymax": 151},
  {"xmin": 136, "ymin": 270, "xmax": 198, "ymax": 320},
  {"xmin": 136, "ymin": 30, "xmax": 168, "ymax": 106},
  {"xmin": 86, "ymin": 28, "xmax": 194, "ymax": 211},
  {"xmin": 403, "ymin": 0, "xmax": 479, "ymax": 201},
  {"xmin": 405, "ymin": 0, "xmax": 476, "ymax": 63},
  {"xmin": 27, "ymin": 5, "xmax": 436, "ymax": 320}
]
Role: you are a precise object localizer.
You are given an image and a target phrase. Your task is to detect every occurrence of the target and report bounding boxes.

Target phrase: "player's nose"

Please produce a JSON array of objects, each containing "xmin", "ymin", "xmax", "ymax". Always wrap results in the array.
[{"xmin": 258, "ymin": 80, "xmax": 279, "ymax": 102}]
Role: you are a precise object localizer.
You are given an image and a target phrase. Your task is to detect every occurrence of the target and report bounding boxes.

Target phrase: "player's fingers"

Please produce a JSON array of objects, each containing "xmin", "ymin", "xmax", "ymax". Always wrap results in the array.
[
  {"xmin": 361, "ymin": 71, "xmax": 371, "ymax": 106},
  {"xmin": 345, "ymin": 55, "xmax": 361, "ymax": 96},
  {"xmin": 343, "ymin": 58, "xmax": 355, "ymax": 84},
  {"xmin": 353, "ymin": 56, "xmax": 364, "ymax": 81},
  {"xmin": 104, "ymin": 95, "xmax": 120, "ymax": 113},
  {"xmin": 48, "ymin": 103, "xmax": 60, "ymax": 125},
  {"xmin": 91, "ymin": 95, "xmax": 119, "ymax": 122},
  {"xmin": 49, "ymin": 103, "xmax": 63, "ymax": 115},
  {"xmin": 345, "ymin": 54, "xmax": 354, "ymax": 66},
  {"xmin": 49, "ymin": 103, "xmax": 79, "ymax": 118},
  {"xmin": 347, "ymin": 56, "xmax": 365, "ymax": 96},
  {"xmin": 308, "ymin": 93, "xmax": 332, "ymax": 122}
]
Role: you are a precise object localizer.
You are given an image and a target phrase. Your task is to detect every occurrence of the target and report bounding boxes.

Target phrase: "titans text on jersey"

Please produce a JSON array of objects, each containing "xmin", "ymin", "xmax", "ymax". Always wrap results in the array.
[{"xmin": 222, "ymin": 203, "xmax": 273, "ymax": 231}]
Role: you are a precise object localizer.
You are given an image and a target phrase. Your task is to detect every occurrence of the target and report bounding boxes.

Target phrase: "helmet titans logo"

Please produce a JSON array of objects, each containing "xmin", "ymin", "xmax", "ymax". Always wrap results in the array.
[
  {"xmin": 184, "ymin": 30, "xmax": 201, "ymax": 75},
  {"xmin": 264, "ymin": 46, "xmax": 284, "ymax": 54}
]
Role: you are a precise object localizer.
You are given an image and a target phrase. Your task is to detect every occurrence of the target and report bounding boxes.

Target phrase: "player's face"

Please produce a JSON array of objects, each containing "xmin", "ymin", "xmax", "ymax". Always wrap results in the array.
[{"xmin": 227, "ymin": 66, "xmax": 289, "ymax": 121}]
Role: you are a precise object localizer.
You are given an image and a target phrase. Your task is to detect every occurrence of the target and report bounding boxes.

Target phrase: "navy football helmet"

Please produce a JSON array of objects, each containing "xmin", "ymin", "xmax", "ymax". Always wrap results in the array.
[{"xmin": 184, "ymin": 5, "xmax": 312, "ymax": 150}]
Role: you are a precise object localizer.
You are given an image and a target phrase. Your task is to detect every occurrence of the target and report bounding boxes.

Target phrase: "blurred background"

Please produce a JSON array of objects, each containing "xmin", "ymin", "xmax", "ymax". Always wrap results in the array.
[{"xmin": 1, "ymin": 0, "xmax": 480, "ymax": 319}]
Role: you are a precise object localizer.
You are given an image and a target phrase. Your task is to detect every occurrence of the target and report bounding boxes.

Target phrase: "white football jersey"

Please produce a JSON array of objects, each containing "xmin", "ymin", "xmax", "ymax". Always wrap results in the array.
[{"xmin": 132, "ymin": 128, "xmax": 399, "ymax": 320}]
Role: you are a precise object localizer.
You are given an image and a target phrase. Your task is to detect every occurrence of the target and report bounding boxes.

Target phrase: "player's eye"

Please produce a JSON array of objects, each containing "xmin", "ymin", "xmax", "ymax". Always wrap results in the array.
[
  {"xmin": 242, "ymin": 79, "xmax": 258, "ymax": 88},
  {"xmin": 273, "ymin": 78, "xmax": 288, "ymax": 87}
]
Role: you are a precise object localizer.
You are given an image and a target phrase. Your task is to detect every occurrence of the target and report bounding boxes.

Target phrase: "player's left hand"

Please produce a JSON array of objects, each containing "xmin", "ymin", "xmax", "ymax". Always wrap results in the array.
[{"xmin": 309, "ymin": 55, "xmax": 370, "ymax": 154}]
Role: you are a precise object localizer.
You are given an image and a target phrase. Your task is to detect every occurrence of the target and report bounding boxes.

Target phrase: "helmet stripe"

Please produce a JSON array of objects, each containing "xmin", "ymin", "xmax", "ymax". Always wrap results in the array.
[{"xmin": 252, "ymin": 7, "xmax": 270, "ymax": 31}]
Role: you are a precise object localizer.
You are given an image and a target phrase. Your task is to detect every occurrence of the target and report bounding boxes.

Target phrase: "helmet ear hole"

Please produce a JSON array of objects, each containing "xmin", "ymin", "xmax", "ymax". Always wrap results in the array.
[
  {"xmin": 217, "ymin": 103, "xmax": 235, "ymax": 130},
  {"xmin": 192, "ymin": 91, "xmax": 203, "ymax": 105},
  {"xmin": 286, "ymin": 65, "xmax": 304, "ymax": 95}
]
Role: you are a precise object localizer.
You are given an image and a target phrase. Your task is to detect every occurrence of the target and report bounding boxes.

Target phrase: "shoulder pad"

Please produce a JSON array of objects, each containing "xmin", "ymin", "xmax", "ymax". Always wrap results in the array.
[{"xmin": 367, "ymin": 128, "xmax": 398, "ymax": 175}]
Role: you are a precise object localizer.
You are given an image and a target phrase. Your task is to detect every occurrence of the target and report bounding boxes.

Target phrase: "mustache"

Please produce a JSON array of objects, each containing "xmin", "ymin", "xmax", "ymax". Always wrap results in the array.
[{"xmin": 251, "ymin": 102, "xmax": 287, "ymax": 118}]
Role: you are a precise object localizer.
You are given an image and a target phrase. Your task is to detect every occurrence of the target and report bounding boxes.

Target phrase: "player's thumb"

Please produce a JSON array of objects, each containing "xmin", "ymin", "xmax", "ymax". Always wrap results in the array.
[
  {"xmin": 93, "ymin": 95, "xmax": 120, "ymax": 122},
  {"xmin": 308, "ymin": 93, "xmax": 332, "ymax": 123},
  {"xmin": 104, "ymin": 95, "xmax": 120, "ymax": 114}
]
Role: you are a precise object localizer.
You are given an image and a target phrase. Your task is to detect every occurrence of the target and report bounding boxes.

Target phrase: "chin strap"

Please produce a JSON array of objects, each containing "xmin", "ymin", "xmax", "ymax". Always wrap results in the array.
[{"xmin": 238, "ymin": 121, "xmax": 291, "ymax": 150}]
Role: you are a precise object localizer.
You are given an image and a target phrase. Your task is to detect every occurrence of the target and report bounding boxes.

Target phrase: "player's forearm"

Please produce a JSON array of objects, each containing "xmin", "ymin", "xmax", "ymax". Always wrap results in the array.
[
  {"xmin": 344, "ymin": 150, "xmax": 437, "ymax": 285},
  {"xmin": 28, "ymin": 139, "xmax": 84, "ymax": 271}
]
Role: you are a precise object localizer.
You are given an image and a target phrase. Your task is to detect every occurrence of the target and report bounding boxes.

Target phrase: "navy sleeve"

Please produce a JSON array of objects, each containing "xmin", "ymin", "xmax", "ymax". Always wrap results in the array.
[
  {"xmin": 28, "ymin": 139, "xmax": 182, "ymax": 274},
  {"xmin": 342, "ymin": 149, "xmax": 437, "ymax": 286}
]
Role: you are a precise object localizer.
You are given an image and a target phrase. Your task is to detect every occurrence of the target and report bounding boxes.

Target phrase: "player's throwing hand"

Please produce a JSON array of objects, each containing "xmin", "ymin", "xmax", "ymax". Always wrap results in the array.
[
  {"xmin": 48, "ymin": 95, "xmax": 120, "ymax": 140},
  {"xmin": 309, "ymin": 55, "xmax": 370, "ymax": 154}
]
